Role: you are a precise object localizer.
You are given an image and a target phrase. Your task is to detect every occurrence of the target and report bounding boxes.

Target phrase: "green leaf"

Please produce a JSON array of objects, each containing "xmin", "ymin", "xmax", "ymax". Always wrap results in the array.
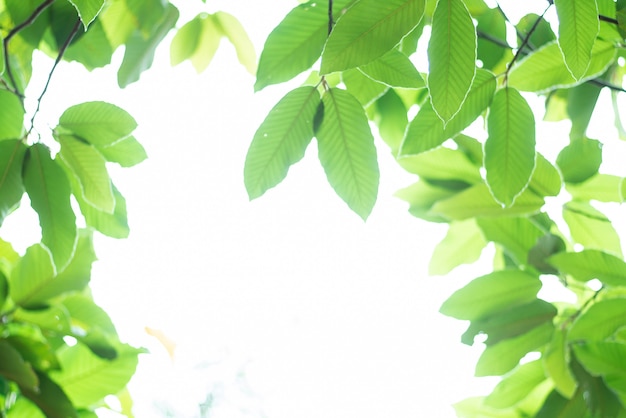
[
  {"xmin": 440, "ymin": 269, "xmax": 541, "ymax": 321},
  {"xmin": 453, "ymin": 397, "xmax": 521, "ymax": 418},
  {"xmin": 534, "ymin": 389, "xmax": 586, "ymax": 418},
  {"xmin": 570, "ymin": 356, "xmax": 623, "ymax": 417},
  {"xmin": 0, "ymin": 140, "xmax": 27, "ymax": 225},
  {"xmin": 566, "ymin": 174, "xmax": 622, "ymax": 203},
  {"xmin": 58, "ymin": 135, "xmax": 114, "ymax": 213},
  {"xmin": 185, "ymin": 15, "xmax": 222, "ymax": 73},
  {"xmin": 548, "ymin": 250, "xmax": 626, "ymax": 287},
  {"xmin": 476, "ymin": 8, "xmax": 507, "ymax": 70},
  {"xmin": 58, "ymin": 101, "xmax": 137, "ymax": 147},
  {"xmin": 427, "ymin": 0, "xmax": 476, "ymax": 123},
  {"xmin": 485, "ymin": 360, "xmax": 547, "ymax": 409},
  {"xmin": 63, "ymin": 294, "xmax": 117, "ymax": 337},
  {"xmin": 255, "ymin": 0, "xmax": 350, "ymax": 91},
  {"xmin": 9, "ymin": 243, "xmax": 56, "ymax": 308},
  {"xmin": 50, "ymin": 343, "xmax": 140, "ymax": 408},
  {"xmin": 170, "ymin": 14, "xmax": 217, "ymax": 71},
  {"xmin": 358, "ymin": 49, "xmax": 424, "ymax": 89},
  {"xmin": 557, "ymin": 137, "xmax": 602, "ymax": 184},
  {"xmin": 431, "ymin": 183, "xmax": 545, "ymax": 220},
  {"xmin": 516, "ymin": 13, "xmax": 556, "ymax": 50},
  {"xmin": 569, "ymin": 299, "xmax": 626, "ymax": 342},
  {"xmin": 573, "ymin": 341, "xmax": 626, "ymax": 378},
  {"xmin": 320, "ymin": 0, "xmax": 426, "ymax": 73},
  {"xmin": 0, "ymin": 90, "xmax": 24, "ymax": 140},
  {"xmin": 400, "ymin": 69, "xmax": 496, "ymax": 155},
  {"xmin": 567, "ymin": 82, "xmax": 602, "ymax": 140},
  {"xmin": 528, "ymin": 234, "xmax": 566, "ymax": 274},
  {"xmin": 429, "ymin": 219, "xmax": 486, "ymax": 275},
  {"xmin": 23, "ymin": 145, "xmax": 77, "ymax": 270},
  {"xmin": 64, "ymin": 20, "xmax": 114, "ymax": 70},
  {"xmin": 484, "ymin": 87, "xmax": 536, "ymax": 207},
  {"xmin": 315, "ymin": 88, "xmax": 379, "ymax": 220},
  {"xmin": 374, "ymin": 89, "xmax": 408, "ymax": 154},
  {"xmin": 508, "ymin": 40, "xmax": 615, "ymax": 93},
  {"xmin": 394, "ymin": 179, "xmax": 457, "ymax": 223},
  {"xmin": 543, "ymin": 327, "xmax": 577, "ymax": 398},
  {"xmin": 341, "ymin": 68, "xmax": 388, "ymax": 107},
  {"xmin": 475, "ymin": 322, "xmax": 553, "ymax": 376},
  {"xmin": 563, "ymin": 201, "xmax": 622, "ymax": 256},
  {"xmin": 527, "ymin": 153, "xmax": 562, "ymax": 197},
  {"xmin": 117, "ymin": 3, "xmax": 179, "ymax": 87},
  {"xmin": 67, "ymin": 0, "xmax": 105, "ymax": 29},
  {"xmin": 244, "ymin": 86, "xmax": 320, "ymax": 200},
  {"xmin": 476, "ymin": 216, "xmax": 544, "ymax": 266},
  {"xmin": 397, "ymin": 146, "xmax": 482, "ymax": 184},
  {"xmin": 95, "ymin": 135, "xmax": 147, "ymax": 167},
  {"xmin": 213, "ymin": 11, "xmax": 256, "ymax": 74},
  {"xmin": 20, "ymin": 371, "xmax": 78, "ymax": 418},
  {"xmin": 3, "ymin": 323, "xmax": 61, "ymax": 371},
  {"xmin": 554, "ymin": 0, "xmax": 599, "ymax": 80},
  {"xmin": 0, "ymin": 339, "xmax": 38, "ymax": 390}
]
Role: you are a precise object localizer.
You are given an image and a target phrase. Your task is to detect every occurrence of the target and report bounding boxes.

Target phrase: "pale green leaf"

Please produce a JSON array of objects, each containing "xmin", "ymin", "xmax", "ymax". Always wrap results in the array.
[
  {"xmin": 427, "ymin": 0, "xmax": 477, "ymax": 123},
  {"xmin": 50, "ymin": 343, "xmax": 140, "ymax": 408},
  {"xmin": 98, "ymin": 0, "xmax": 136, "ymax": 49},
  {"xmin": 374, "ymin": 89, "xmax": 408, "ymax": 154},
  {"xmin": 58, "ymin": 101, "xmax": 137, "ymax": 147},
  {"xmin": 543, "ymin": 327, "xmax": 577, "ymax": 398},
  {"xmin": 189, "ymin": 16, "xmax": 222, "ymax": 73},
  {"xmin": 255, "ymin": 0, "xmax": 352, "ymax": 91},
  {"xmin": 397, "ymin": 146, "xmax": 482, "ymax": 184},
  {"xmin": 400, "ymin": 69, "xmax": 496, "ymax": 155},
  {"xmin": 95, "ymin": 135, "xmax": 147, "ymax": 167},
  {"xmin": 431, "ymin": 183, "xmax": 545, "ymax": 220},
  {"xmin": 0, "ymin": 90, "xmax": 24, "ymax": 141},
  {"xmin": 563, "ymin": 201, "xmax": 622, "ymax": 256},
  {"xmin": 341, "ymin": 68, "xmax": 388, "ymax": 107},
  {"xmin": 9, "ymin": 243, "xmax": 56, "ymax": 308},
  {"xmin": 476, "ymin": 216, "xmax": 544, "ymax": 266},
  {"xmin": 170, "ymin": 14, "xmax": 204, "ymax": 66},
  {"xmin": 508, "ymin": 40, "xmax": 615, "ymax": 93},
  {"xmin": 358, "ymin": 49, "xmax": 424, "ymax": 89},
  {"xmin": 320, "ymin": 0, "xmax": 426, "ymax": 73},
  {"xmin": 67, "ymin": 0, "xmax": 105, "ymax": 29},
  {"xmin": 485, "ymin": 360, "xmax": 547, "ymax": 409},
  {"xmin": 554, "ymin": 0, "xmax": 599, "ymax": 80},
  {"xmin": 244, "ymin": 86, "xmax": 320, "ymax": 199},
  {"xmin": 214, "ymin": 11, "xmax": 256, "ymax": 74},
  {"xmin": 548, "ymin": 250, "xmax": 626, "ymax": 287},
  {"xmin": 315, "ymin": 88, "xmax": 379, "ymax": 220},
  {"xmin": 0, "ymin": 140, "xmax": 26, "ymax": 225},
  {"xmin": 573, "ymin": 341, "xmax": 626, "ymax": 378},
  {"xmin": 23, "ymin": 144, "xmax": 77, "ymax": 271},
  {"xmin": 569, "ymin": 299, "xmax": 626, "ymax": 342},
  {"xmin": 58, "ymin": 134, "xmax": 114, "ymax": 213},
  {"xmin": 64, "ymin": 20, "xmax": 114, "ymax": 70},
  {"xmin": 557, "ymin": 137, "xmax": 602, "ymax": 184},
  {"xmin": 63, "ymin": 294, "xmax": 117, "ymax": 337},
  {"xmin": 484, "ymin": 87, "xmax": 536, "ymax": 207},
  {"xmin": 429, "ymin": 219, "xmax": 486, "ymax": 275},
  {"xmin": 527, "ymin": 153, "xmax": 562, "ymax": 197},
  {"xmin": 440, "ymin": 269, "xmax": 542, "ymax": 321},
  {"xmin": 117, "ymin": 4, "xmax": 179, "ymax": 88},
  {"xmin": 454, "ymin": 397, "xmax": 521, "ymax": 418},
  {"xmin": 475, "ymin": 322, "xmax": 553, "ymax": 377},
  {"xmin": 394, "ymin": 179, "xmax": 457, "ymax": 223},
  {"xmin": 567, "ymin": 174, "xmax": 622, "ymax": 203}
]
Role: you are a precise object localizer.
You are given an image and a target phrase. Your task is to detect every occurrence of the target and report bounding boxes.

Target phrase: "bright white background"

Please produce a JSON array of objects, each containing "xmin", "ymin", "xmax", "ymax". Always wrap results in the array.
[{"xmin": 2, "ymin": 1, "xmax": 625, "ymax": 417}]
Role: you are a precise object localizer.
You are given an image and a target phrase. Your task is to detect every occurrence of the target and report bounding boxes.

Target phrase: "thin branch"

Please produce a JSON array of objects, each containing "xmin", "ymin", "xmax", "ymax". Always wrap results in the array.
[
  {"xmin": 589, "ymin": 78, "xmax": 626, "ymax": 94},
  {"xmin": 3, "ymin": 0, "xmax": 56, "ymax": 98},
  {"xmin": 599, "ymin": 14, "xmax": 619, "ymax": 25},
  {"xmin": 476, "ymin": 29, "xmax": 512, "ymax": 50},
  {"xmin": 27, "ymin": 18, "xmax": 81, "ymax": 137},
  {"xmin": 328, "ymin": 0, "xmax": 334, "ymax": 36}
]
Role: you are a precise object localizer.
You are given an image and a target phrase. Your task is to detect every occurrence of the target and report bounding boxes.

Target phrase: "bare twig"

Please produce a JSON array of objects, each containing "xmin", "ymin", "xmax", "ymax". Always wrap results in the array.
[{"xmin": 599, "ymin": 14, "xmax": 619, "ymax": 25}]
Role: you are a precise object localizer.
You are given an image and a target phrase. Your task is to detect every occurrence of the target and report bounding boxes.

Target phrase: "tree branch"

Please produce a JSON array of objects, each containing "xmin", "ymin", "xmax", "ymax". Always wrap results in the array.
[
  {"xmin": 599, "ymin": 14, "xmax": 619, "ymax": 25},
  {"xmin": 328, "ymin": 0, "xmax": 334, "ymax": 36}
]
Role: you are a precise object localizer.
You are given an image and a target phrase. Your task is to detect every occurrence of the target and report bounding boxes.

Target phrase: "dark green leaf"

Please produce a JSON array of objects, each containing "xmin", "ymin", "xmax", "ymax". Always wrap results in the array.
[
  {"xmin": 476, "ymin": 8, "xmax": 507, "ymax": 70},
  {"xmin": 528, "ymin": 234, "xmax": 566, "ymax": 274},
  {"xmin": 20, "ymin": 371, "xmax": 78, "ymax": 418},
  {"xmin": 0, "ymin": 139, "xmax": 27, "ymax": 225},
  {"xmin": 0, "ymin": 339, "xmax": 38, "ymax": 390},
  {"xmin": 570, "ymin": 356, "xmax": 622, "ymax": 418},
  {"xmin": 535, "ymin": 389, "xmax": 587, "ymax": 418},
  {"xmin": 516, "ymin": 14, "xmax": 556, "ymax": 50},
  {"xmin": 567, "ymin": 82, "xmax": 602, "ymax": 140}
]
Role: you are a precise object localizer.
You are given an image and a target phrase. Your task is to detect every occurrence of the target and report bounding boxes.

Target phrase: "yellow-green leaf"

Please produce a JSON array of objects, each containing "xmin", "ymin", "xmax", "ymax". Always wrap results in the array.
[
  {"xmin": 554, "ymin": 0, "xmax": 599, "ymax": 80},
  {"xmin": 214, "ymin": 11, "xmax": 256, "ymax": 74}
]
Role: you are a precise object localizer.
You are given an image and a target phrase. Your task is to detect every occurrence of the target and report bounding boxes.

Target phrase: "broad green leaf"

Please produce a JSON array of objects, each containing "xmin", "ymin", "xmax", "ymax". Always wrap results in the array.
[
  {"xmin": 0, "ymin": 140, "xmax": 27, "ymax": 225},
  {"xmin": 213, "ymin": 12, "xmax": 256, "ymax": 74},
  {"xmin": 23, "ymin": 144, "xmax": 77, "ymax": 270},
  {"xmin": 82, "ymin": 185, "xmax": 129, "ymax": 238},
  {"xmin": 485, "ymin": 360, "xmax": 547, "ymax": 409},
  {"xmin": 431, "ymin": 183, "xmax": 545, "ymax": 220},
  {"xmin": 170, "ymin": 14, "xmax": 205, "ymax": 66},
  {"xmin": 476, "ymin": 8, "xmax": 507, "ymax": 70},
  {"xmin": 8, "ymin": 398, "xmax": 45, "ymax": 418},
  {"xmin": 320, "ymin": 0, "xmax": 426, "ymax": 73},
  {"xmin": 394, "ymin": 179, "xmax": 457, "ymax": 223},
  {"xmin": 374, "ymin": 89, "xmax": 408, "ymax": 154},
  {"xmin": 117, "ymin": 4, "xmax": 179, "ymax": 87},
  {"xmin": 400, "ymin": 69, "xmax": 496, "ymax": 155},
  {"xmin": 58, "ymin": 134, "xmax": 114, "ymax": 213},
  {"xmin": 20, "ymin": 371, "xmax": 78, "ymax": 418},
  {"xmin": 14, "ymin": 305, "xmax": 71, "ymax": 335},
  {"xmin": 548, "ymin": 250, "xmax": 626, "ymax": 287},
  {"xmin": 440, "ymin": 269, "xmax": 541, "ymax": 321},
  {"xmin": 554, "ymin": 0, "xmax": 599, "ymax": 80},
  {"xmin": 485, "ymin": 87, "xmax": 536, "ymax": 207},
  {"xmin": 3, "ymin": 323, "xmax": 61, "ymax": 370},
  {"xmin": 573, "ymin": 341, "xmax": 626, "ymax": 378},
  {"xmin": 50, "ymin": 343, "xmax": 140, "ymax": 408},
  {"xmin": 315, "ymin": 88, "xmax": 379, "ymax": 220},
  {"xmin": 67, "ymin": 0, "xmax": 105, "ymax": 29},
  {"xmin": 563, "ymin": 201, "xmax": 622, "ymax": 256},
  {"xmin": 543, "ymin": 327, "xmax": 577, "ymax": 398},
  {"xmin": 528, "ymin": 234, "xmax": 566, "ymax": 274},
  {"xmin": 454, "ymin": 133, "xmax": 484, "ymax": 166},
  {"xmin": 0, "ymin": 339, "xmax": 38, "ymax": 390},
  {"xmin": 508, "ymin": 40, "xmax": 615, "ymax": 93},
  {"xmin": 476, "ymin": 216, "xmax": 544, "ymax": 266},
  {"xmin": 570, "ymin": 357, "xmax": 623, "ymax": 417},
  {"xmin": 64, "ymin": 20, "xmax": 114, "ymax": 70},
  {"xmin": 255, "ymin": 0, "xmax": 351, "ymax": 91},
  {"xmin": 429, "ymin": 219, "xmax": 486, "ymax": 275},
  {"xmin": 358, "ymin": 49, "xmax": 424, "ymax": 89},
  {"xmin": 244, "ymin": 86, "xmax": 320, "ymax": 199},
  {"xmin": 475, "ymin": 322, "xmax": 553, "ymax": 376},
  {"xmin": 9, "ymin": 243, "xmax": 56, "ymax": 308},
  {"xmin": 98, "ymin": 0, "xmax": 136, "ymax": 49},
  {"xmin": 95, "ymin": 135, "xmax": 147, "ymax": 167},
  {"xmin": 186, "ymin": 16, "xmax": 222, "ymax": 73},
  {"xmin": 527, "ymin": 153, "xmax": 562, "ymax": 197},
  {"xmin": 567, "ymin": 174, "xmax": 622, "ymax": 203},
  {"xmin": 516, "ymin": 13, "xmax": 556, "ymax": 50},
  {"xmin": 568, "ymin": 299, "xmax": 626, "ymax": 342},
  {"xmin": 63, "ymin": 294, "xmax": 117, "ymax": 337},
  {"xmin": 341, "ymin": 68, "xmax": 388, "ymax": 107},
  {"xmin": 58, "ymin": 102, "xmax": 137, "ymax": 147},
  {"xmin": 557, "ymin": 137, "xmax": 602, "ymax": 184},
  {"xmin": 427, "ymin": 0, "xmax": 476, "ymax": 123},
  {"xmin": 126, "ymin": 0, "xmax": 166, "ymax": 35},
  {"xmin": 0, "ymin": 90, "xmax": 24, "ymax": 140},
  {"xmin": 534, "ymin": 389, "xmax": 586, "ymax": 418},
  {"xmin": 567, "ymin": 82, "xmax": 602, "ymax": 139},
  {"xmin": 398, "ymin": 147, "xmax": 482, "ymax": 184}
]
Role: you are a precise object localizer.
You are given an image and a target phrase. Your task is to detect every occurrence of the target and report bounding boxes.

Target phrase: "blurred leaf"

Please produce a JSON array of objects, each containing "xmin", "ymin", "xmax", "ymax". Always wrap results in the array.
[
  {"xmin": 548, "ymin": 250, "xmax": 626, "ymax": 287},
  {"xmin": 527, "ymin": 153, "xmax": 562, "ymax": 197},
  {"xmin": 557, "ymin": 137, "xmax": 602, "ymax": 184},
  {"xmin": 95, "ymin": 135, "xmax": 147, "ymax": 168},
  {"xmin": 453, "ymin": 396, "xmax": 520, "ymax": 418},
  {"xmin": 0, "ymin": 90, "xmax": 24, "ymax": 141},
  {"xmin": 394, "ymin": 179, "xmax": 457, "ymax": 223},
  {"xmin": 569, "ymin": 299, "xmax": 626, "ymax": 342},
  {"xmin": 321, "ymin": 0, "xmax": 426, "ymax": 73},
  {"xmin": 567, "ymin": 82, "xmax": 602, "ymax": 140},
  {"xmin": 374, "ymin": 89, "xmax": 408, "ymax": 153},
  {"xmin": 214, "ymin": 11, "xmax": 256, "ymax": 74},
  {"xmin": 0, "ymin": 139, "xmax": 27, "ymax": 225},
  {"xmin": 516, "ymin": 13, "xmax": 556, "ymax": 50},
  {"xmin": 64, "ymin": 20, "xmax": 114, "ymax": 70},
  {"xmin": 563, "ymin": 201, "xmax": 622, "ymax": 257},
  {"xmin": 543, "ymin": 327, "xmax": 577, "ymax": 398},
  {"xmin": 566, "ymin": 174, "xmax": 622, "ymax": 203},
  {"xmin": 534, "ymin": 389, "xmax": 586, "ymax": 418},
  {"xmin": 58, "ymin": 102, "xmax": 137, "ymax": 147},
  {"xmin": 315, "ymin": 88, "xmax": 379, "ymax": 220},
  {"xmin": 570, "ymin": 356, "xmax": 622, "ymax": 417},
  {"xmin": 476, "ymin": 8, "xmax": 507, "ymax": 70},
  {"xmin": 429, "ymin": 219, "xmax": 486, "ymax": 275},
  {"xmin": 477, "ymin": 216, "xmax": 544, "ymax": 266},
  {"xmin": 398, "ymin": 146, "xmax": 482, "ymax": 184},
  {"xmin": 0, "ymin": 339, "xmax": 38, "ymax": 390},
  {"xmin": 20, "ymin": 371, "xmax": 78, "ymax": 418},
  {"xmin": 485, "ymin": 360, "xmax": 547, "ymax": 408},
  {"xmin": 427, "ymin": 0, "xmax": 476, "ymax": 123},
  {"xmin": 67, "ymin": 0, "xmax": 105, "ymax": 29},
  {"xmin": 528, "ymin": 234, "xmax": 566, "ymax": 274},
  {"xmin": 9, "ymin": 243, "xmax": 56, "ymax": 308}
]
